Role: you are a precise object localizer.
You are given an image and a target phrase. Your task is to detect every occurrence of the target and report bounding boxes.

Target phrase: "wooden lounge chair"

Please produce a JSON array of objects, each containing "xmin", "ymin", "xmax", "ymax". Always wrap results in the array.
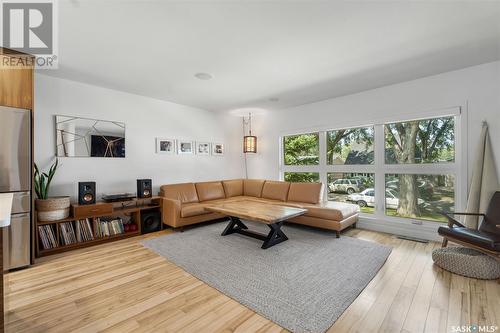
[{"xmin": 438, "ymin": 191, "xmax": 500, "ymax": 258}]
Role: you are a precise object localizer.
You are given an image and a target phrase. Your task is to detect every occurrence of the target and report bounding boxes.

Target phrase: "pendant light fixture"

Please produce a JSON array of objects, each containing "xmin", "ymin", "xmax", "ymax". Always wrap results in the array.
[{"xmin": 243, "ymin": 112, "xmax": 257, "ymax": 153}]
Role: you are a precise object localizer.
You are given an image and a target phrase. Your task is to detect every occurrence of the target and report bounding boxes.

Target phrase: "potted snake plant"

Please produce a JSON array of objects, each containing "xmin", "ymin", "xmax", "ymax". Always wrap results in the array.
[{"xmin": 34, "ymin": 159, "xmax": 70, "ymax": 221}]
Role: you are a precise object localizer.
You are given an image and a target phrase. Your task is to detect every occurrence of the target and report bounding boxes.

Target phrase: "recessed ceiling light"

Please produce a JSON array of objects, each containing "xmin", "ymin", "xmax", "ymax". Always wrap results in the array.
[
  {"xmin": 194, "ymin": 72, "xmax": 213, "ymax": 80},
  {"xmin": 269, "ymin": 97, "xmax": 279, "ymax": 102}
]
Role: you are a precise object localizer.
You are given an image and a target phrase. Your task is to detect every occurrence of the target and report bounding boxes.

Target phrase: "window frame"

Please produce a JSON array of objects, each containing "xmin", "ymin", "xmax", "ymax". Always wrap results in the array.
[{"xmin": 279, "ymin": 106, "xmax": 467, "ymax": 226}]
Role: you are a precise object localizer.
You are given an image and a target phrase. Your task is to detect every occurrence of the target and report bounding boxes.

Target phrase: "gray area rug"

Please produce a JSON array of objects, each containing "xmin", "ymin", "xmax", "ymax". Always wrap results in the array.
[{"xmin": 142, "ymin": 221, "xmax": 391, "ymax": 333}]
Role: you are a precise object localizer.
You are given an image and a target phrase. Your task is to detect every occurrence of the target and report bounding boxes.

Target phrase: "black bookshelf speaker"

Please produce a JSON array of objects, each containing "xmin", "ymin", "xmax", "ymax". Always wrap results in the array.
[
  {"xmin": 78, "ymin": 182, "xmax": 96, "ymax": 205},
  {"xmin": 137, "ymin": 179, "xmax": 152, "ymax": 198},
  {"xmin": 141, "ymin": 209, "xmax": 161, "ymax": 234}
]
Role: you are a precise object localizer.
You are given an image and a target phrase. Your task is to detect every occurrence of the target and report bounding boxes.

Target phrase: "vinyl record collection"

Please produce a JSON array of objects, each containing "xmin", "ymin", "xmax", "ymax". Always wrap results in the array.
[{"xmin": 38, "ymin": 225, "xmax": 58, "ymax": 249}]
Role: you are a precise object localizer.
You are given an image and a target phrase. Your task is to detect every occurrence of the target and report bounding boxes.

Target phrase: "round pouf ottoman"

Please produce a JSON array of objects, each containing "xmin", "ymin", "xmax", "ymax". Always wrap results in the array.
[{"xmin": 432, "ymin": 247, "xmax": 500, "ymax": 280}]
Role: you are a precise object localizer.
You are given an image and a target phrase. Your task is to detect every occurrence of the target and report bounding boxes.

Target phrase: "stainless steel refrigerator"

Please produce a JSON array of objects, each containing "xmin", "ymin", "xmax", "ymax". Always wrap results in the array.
[{"xmin": 0, "ymin": 106, "xmax": 31, "ymax": 270}]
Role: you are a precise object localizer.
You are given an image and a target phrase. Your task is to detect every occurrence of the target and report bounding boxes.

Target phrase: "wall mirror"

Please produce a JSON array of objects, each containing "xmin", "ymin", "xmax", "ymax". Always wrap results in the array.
[{"xmin": 55, "ymin": 115, "xmax": 126, "ymax": 158}]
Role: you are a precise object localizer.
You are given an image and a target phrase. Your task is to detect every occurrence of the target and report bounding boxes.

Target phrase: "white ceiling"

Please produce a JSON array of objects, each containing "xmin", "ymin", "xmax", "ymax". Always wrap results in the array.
[{"xmin": 43, "ymin": 1, "xmax": 500, "ymax": 112}]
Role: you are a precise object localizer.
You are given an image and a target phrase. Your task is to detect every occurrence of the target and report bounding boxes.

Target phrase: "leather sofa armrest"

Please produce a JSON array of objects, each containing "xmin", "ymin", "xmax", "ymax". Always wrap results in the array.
[{"xmin": 161, "ymin": 197, "xmax": 181, "ymax": 228}]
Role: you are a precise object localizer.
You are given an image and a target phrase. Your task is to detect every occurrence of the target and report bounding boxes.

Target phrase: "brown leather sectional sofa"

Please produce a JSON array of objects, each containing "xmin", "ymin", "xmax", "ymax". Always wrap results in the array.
[{"xmin": 160, "ymin": 179, "xmax": 359, "ymax": 237}]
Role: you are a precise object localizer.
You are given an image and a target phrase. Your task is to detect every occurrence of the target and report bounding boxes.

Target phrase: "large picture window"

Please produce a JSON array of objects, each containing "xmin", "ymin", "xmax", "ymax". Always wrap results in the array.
[
  {"xmin": 283, "ymin": 133, "xmax": 319, "ymax": 165},
  {"xmin": 327, "ymin": 173, "xmax": 375, "ymax": 214},
  {"xmin": 327, "ymin": 126, "xmax": 374, "ymax": 165},
  {"xmin": 385, "ymin": 116, "xmax": 455, "ymax": 164},
  {"xmin": 385, "ymin": 174, "xmax": 455, "ymax": 222},
  {"xmin": 280, "ymin": 112, "xmax": 461, "ymax": 224}
]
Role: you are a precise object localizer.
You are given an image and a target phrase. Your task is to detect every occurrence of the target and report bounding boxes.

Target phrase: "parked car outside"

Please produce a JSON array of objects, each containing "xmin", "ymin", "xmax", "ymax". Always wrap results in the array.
[
  {"xmin": 347, "ymin": 188, "xmax": 423, "ymax": 209},
  {"xmin": 347, "ymin": 189, "xmax": 376, "ymax": 207},
  {"xmin": 386, "ymin": 179, "xmax": 434, "ymax": 199},
  {"xmin": 328, "ymin": 179, "xmax": 364, "ymax": 194},
  {"xmin": 350, "ymin": 175, "xmax": 372, "ymax": 186}
]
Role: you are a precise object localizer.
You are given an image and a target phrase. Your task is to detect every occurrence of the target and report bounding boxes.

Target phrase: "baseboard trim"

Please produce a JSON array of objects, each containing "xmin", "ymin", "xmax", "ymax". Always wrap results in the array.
[{"xmin": 357, "ymin": 216, "xmax": 442, "ymax": 242}]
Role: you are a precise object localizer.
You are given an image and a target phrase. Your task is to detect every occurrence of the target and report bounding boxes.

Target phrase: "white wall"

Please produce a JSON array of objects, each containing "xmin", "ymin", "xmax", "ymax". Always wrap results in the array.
[
  {"xmin": 245, "ymin": 61, "xmax": 500, "ymax": 240},
  {"xmin": 35, "ymin": 75, "xmax": 245, "ymax": 200},
  {"xmin": 247, "ymin": 61, "xmax": 500, "ymax": 184}
]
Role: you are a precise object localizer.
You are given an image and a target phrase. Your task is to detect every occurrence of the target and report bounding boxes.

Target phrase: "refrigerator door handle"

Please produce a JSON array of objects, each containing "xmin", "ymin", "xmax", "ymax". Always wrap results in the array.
[{"xmin": 12, "ymin": 212, "xmax": 30, "ymax": 218}]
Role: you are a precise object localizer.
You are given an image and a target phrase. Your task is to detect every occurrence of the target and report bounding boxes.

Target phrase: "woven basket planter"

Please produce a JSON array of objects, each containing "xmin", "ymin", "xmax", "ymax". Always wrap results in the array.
[
  {"xmin": 432, "ymin": 247, "xmax": 500, "ymax": 280},
  {"xmin": 36, "ymin": 196, "xmax": 70, "ymax": 221}
]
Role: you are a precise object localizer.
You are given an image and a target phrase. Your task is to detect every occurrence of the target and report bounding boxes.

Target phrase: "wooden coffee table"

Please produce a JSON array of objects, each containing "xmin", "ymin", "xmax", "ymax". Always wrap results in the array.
[{"xmin": 204, "ymin": 201, "xmax": 306, "ymax": 249}]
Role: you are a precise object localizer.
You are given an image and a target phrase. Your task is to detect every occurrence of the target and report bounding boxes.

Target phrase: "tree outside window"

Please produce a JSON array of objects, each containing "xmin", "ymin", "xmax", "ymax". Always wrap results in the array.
[
  {"xmin": 284, "ymin": 172, "xmax": 320, "ymax": 183},
  {"xmin": 385, "ymin": 174, "xmax": 455, "ymax": 222},
  {"xmin": 327, "ymin": 127, "xmax": 374, "ymax": 165},
  {"xmin": 283, "ymin": 133, "xmax": 319, "ymax": 165},
  {"xmin": 385, "ymin": 116, "xmax": 455, "ymax": 219}
]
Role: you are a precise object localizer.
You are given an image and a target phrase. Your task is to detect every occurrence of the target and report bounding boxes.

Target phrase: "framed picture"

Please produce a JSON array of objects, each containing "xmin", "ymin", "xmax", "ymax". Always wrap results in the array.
[
  {"xmin": 212, "ymin": 143, "xmax": 224, "ymax": 156},
  {"xmin": 196, "ymin": 142, "xmax": 211, "ymax": 155},
  {"xmin": 178, "ymin": 140, "xmax": 194, "ymax": 154},
  {"xmin": 156, "ymin": 138, "xmax": 176, "ymax": 154}
]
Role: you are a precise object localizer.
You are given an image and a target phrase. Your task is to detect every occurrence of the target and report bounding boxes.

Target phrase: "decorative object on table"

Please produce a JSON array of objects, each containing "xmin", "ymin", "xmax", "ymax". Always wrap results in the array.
[
  {"xmin": 0, "ymin": 193, "xmax": 14, "ymax": 227},
  {"xmin": 243, "ymin": 112, "xmax": 257, "ymax": 153},
  {"xmin": 212, "ymin": 143, "xmax": 224, "ymax": 156},
  {"xmin": 196, "ymin": 142, "xmax": 211, "ymax": 155},
  {"xmin": 156, "ymin": 138, "xmax": 176, "ymax": 154},
  {"xmin": 439, "ymin": 191, "xmax": 500, "ymax": 257},
  {"xmin": 101, "ymin": 193, "xmax": 136, "ymax": 202},
  {"xmin": 463, "ymin": 122, "xmax": 499, "ymax": 229},
  {"xmin": 55, "ymin": 115, "xmax": 126, "ymax": 158},
  {"xmin": 137, "ymin": 179, "xmax": 152, "ymax": 198},
  {"xmin": 78, "ymin": 181, "xmax": 96, "ymax": 205},
  {"xmin": 432, "ymin": 247, "xmax": 500, "ymax": 280},
  {"xmin": 178, "ymin": 140, "xmax": 194, "ymax": 154},
  {"xmin": 34, "ymin": 159, "xmax": 70, "ymax": 221}
]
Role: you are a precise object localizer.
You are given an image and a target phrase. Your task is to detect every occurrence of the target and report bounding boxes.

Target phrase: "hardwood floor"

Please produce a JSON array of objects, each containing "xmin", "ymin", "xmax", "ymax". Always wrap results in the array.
[{"xmin": 4, "ymin": 227, "xmax": 499, "ymax": 333}]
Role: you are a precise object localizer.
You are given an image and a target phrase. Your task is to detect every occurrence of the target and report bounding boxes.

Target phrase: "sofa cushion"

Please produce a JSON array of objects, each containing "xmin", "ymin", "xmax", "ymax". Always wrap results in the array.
[
  {"xmin": 243, "ymin": 179, "xmax": 266, "ymax": 197},
  {"xmin": 181, "ymin": 203, "xmax": 209, "ymax": 218},
  {"xmin": 222, "ymin": 179, "xmax": 244, "ymax": 198},
  {"xmin": 287, "ymin": 182, "xmax": 322, "ymax": 204},
  {"xmin": 160, "ymin": 183, "xmax": 198, "ymax": 204},
  {"xmin": 261, "ymin": 181, "xmax": 290, "ymax": 201},
  {"xmin": 304, "ymin": 201, "xmax": 359, "ymax": 221},
  {"xmin": 195, "ymin": 181, "xmax": 225, "ymax": 202}
]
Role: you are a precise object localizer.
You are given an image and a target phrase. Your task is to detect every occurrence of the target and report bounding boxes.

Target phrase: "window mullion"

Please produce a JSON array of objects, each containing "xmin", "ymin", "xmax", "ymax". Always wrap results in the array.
[
  {"xmin": 374, "ymin": 124, "xmax": 386, "ymax": 216},
  {"xmin": 319, "ymin": 131, "xmax": 328, "ymax": 200}
]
